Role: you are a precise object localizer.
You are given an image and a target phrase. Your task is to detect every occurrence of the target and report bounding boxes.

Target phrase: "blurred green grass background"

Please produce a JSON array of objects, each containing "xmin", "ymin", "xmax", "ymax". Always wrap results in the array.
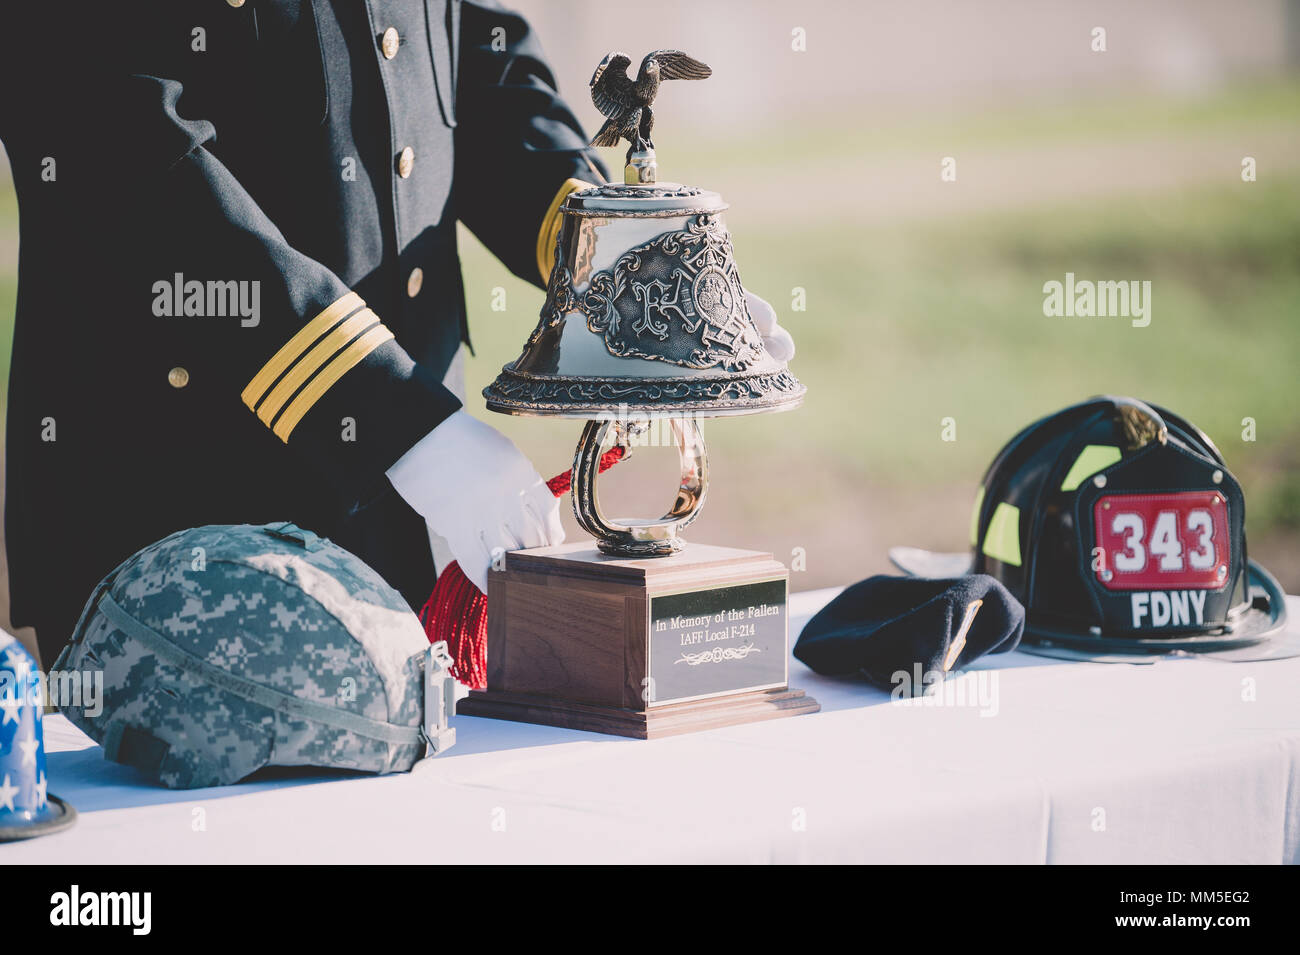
[
  {"xmin": 1, "ymin": 77, "xmax": 1297, "ymax": 606},
  {"xmin": 456, "ymin": 78, "xmax": 1300, "ymax": 591}
]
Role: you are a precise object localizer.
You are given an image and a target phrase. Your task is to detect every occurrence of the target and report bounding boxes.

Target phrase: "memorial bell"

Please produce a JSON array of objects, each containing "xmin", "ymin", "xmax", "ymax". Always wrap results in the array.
[{"xmin": 483, "ymin": 52, "xmax": 805, "ymax": 557}]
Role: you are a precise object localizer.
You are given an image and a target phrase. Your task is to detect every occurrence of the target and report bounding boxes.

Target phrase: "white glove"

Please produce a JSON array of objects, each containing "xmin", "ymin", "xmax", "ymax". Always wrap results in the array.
[
  {"xmin": 386, "ymin": 410, "xmax": 564, "ymax": 592},
  {"xmin": 745, "ymin": 290, "xmax": 795, "ymax": 362}
]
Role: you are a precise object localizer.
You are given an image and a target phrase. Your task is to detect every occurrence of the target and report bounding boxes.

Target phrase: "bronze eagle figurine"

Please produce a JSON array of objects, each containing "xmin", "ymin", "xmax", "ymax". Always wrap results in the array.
[{"xmin": 588, "ymin": 50, "xmax": 712, "ymax": 157}]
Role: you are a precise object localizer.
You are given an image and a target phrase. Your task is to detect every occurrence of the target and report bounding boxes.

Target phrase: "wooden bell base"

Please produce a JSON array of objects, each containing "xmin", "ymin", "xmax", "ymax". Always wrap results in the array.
[
  {"xmin": 459, "ymin": 686, "xmax": 820, "ymax": 740},
  {"xmin": 457, "ymin": 541, "xmax": 820, "ymax": 739}
]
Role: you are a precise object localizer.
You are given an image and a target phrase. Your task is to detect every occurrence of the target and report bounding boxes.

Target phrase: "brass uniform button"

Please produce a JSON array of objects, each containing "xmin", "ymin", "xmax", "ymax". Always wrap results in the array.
[
  {"xmin": 397, "ymin": 146, "xmax": 415, "ymax": 179},
  {"xmin": 381, "ymin": 28, "xmax": 400, "ymax": 60},
  {"xmin": 168, "ymin": 367, "xmax": 190, "ymax": 389},
  {"xmin": 226, "ymin": 0, "xmax": 245, "ymax": 7},
  {"xmin": 406, "ymin": 267, "xmax": 424, "ymax": 298}
]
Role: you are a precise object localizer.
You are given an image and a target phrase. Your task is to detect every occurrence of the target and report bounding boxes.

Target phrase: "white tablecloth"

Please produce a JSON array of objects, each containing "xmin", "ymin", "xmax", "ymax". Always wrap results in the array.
[{"xmin": 9, "ymin": 592, "xmax": 1300, "ymax": 864}]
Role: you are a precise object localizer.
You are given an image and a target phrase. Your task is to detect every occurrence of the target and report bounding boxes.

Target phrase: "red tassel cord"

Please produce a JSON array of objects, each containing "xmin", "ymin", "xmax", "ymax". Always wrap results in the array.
[{"xmin": 419, "ymin": 445, "xmax": 627, "ymax": 688}]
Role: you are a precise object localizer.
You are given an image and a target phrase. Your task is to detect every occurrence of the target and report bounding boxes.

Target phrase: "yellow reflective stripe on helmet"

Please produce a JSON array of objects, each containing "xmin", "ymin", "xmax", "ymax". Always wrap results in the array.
[
  {"xmin": 255, "ymin": 309, "xmax": 380, "ymax": 427},
  {"xmin": 272, "ymin": 325, "xmax": 395, "ymax": 442},
  {"xmin": 1060, "ymin": 444, "xmax": 1122, "ymax": 491},
  {"xmin": 535, "ymin": 178, "xmax": 593, "ymax": 283},
  {"xmin": 241, "ymin": 292, "xmax": 365, "ymax": 410},
  {"xmin": 982, "ymin": 502, "xmax": 1022, "ymax": 566},
  {"xmin": 969, "ymin": 486, "xmax": 986, "ymax": 547}
]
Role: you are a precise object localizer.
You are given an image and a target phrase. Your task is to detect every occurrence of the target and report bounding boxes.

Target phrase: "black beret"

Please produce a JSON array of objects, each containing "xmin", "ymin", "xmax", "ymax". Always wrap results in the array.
[{"xmin": 794, "ymin": 575, "xmax": 1024, "ymax": 693}]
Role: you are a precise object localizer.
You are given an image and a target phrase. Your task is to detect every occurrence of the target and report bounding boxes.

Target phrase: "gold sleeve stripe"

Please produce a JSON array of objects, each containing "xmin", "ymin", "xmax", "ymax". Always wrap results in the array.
[
  {"xmin": 535, "ymin": 178, "xmax": 595, "ymax": 283},
  {"xmin": 255, "ymin": 309, "xmax": 380, "ymax": 426},
  {"xmin": 240, "ymin": 291, "xmax": 365, "ymax": 410},
  {"xmin": 272, "ymin": 325, "xmax": 395, "ymax": 442}
]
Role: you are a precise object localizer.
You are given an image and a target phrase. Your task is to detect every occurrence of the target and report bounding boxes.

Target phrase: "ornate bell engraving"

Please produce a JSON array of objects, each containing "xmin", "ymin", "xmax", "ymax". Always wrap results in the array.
[{"xmin": 580, "ymin": 214, "xmax": 763, "ymax": 371}]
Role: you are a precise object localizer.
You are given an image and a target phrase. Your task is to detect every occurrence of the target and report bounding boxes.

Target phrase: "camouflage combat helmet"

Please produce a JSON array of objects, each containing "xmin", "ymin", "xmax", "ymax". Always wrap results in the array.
[{"xmin": 54, "ymin": 522, "xmax": 456, "ymax": 789}]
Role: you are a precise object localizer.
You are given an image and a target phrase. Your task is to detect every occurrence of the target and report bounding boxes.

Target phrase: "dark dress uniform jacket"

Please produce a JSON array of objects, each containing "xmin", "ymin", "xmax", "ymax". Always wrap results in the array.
[{"xmin": 0, "ymin": 0, "xmax": 606, "ymax": 662}]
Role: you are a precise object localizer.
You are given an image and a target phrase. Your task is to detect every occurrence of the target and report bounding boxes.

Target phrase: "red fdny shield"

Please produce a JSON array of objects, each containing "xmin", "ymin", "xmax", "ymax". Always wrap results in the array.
[{"xmin": 1092, "ymin": 490, "xmax": 1231, "ymax": 592}]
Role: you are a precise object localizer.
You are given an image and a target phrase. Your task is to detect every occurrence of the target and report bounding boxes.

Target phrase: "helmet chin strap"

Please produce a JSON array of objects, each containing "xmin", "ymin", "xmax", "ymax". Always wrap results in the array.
[{"xmin": 422, "ymin": 641, "xmax": 457, "ymax": 756}]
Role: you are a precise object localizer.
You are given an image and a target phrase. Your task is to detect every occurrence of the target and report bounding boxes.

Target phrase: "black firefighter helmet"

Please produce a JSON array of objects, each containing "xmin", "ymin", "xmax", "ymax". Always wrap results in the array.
[{"xmin": 892, "ymin": 396, "xmax": 1291, "ymax": 660}]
